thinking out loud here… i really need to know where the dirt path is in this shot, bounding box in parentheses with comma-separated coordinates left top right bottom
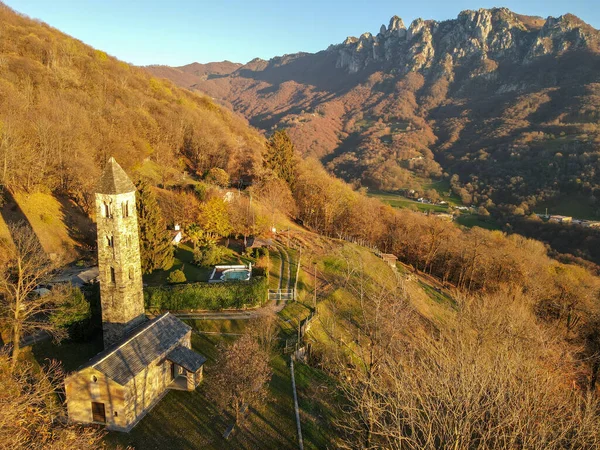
(276, 245, 285, 290)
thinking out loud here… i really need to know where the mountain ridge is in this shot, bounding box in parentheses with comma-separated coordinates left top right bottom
(148, 7, 600, 216)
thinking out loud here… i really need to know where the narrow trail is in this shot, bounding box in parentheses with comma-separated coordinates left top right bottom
(277, 243, 292, 291)
(276, 245, 285, 291)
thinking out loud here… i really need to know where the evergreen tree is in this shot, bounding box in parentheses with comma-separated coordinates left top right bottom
(136, 181, 174, 274)
(198, 197, 232, 240)
(264, 129, 297, 187)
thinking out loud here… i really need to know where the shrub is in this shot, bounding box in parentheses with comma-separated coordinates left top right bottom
(193, 244, 229, 267)
(252, 247, 268, 258)
(194, 182, 209, 201)
(145, 276, 268, 311)
(205, 167, 230, 188)
(167, 269, 187, 284)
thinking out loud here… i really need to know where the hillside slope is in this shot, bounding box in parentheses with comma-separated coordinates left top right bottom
(151, 8, 600, 215)
(0, 3, 264, 210)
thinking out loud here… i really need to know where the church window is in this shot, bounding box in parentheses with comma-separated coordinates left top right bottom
(103, 202, 111, 218)
(129, 267, 134, 280)
(106, 235, 114, 248)
(92, 375, 97, 383)
(110, 267, 116, 283)
(122, 201, 129, 218)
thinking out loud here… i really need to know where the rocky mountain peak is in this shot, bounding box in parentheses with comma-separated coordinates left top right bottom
(332, 8, 599, 74)
(388, 15, 406, 32)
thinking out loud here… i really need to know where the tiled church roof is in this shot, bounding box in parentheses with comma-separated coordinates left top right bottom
(79, 313, 203, 385)
(167, 346, 207, 373)
(96, 157, 136, 195)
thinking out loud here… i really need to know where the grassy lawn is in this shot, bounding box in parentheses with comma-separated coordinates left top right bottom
(12, 191, 82, 262)
(143, 243, 212, 286)
(279, 247, 290, 290)
(143, 242, 253, 286)
(287, 248, 300, 289)
(32, 334, 104, 372)
(535, 194, 600, 221)
(368, 190, 450, 213)
(105, 332, 300, 450)
(184, 318, 249, 335)
(268, 248, 282, 290)
(278, 301, 313, 339)
(294, 362, 342, 449)
(455, 214, 501, 230)
(418, 281, 457, 309)
(422, 179, 462, 206)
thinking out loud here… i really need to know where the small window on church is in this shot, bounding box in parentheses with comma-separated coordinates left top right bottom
(110, 267, 116, 283)
(103, 202, 111, 218)
(129, 267, 134, 280)
(114, 411, 118, 417)
(122, 201, 129, 218)
(92, 375, 97, 383)
(106, 235, 113, 248)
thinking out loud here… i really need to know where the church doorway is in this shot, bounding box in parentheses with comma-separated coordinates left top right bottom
(91, 402, 106, 423)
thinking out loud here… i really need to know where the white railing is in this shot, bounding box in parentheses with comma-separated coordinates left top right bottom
(268, 289, 295, 301)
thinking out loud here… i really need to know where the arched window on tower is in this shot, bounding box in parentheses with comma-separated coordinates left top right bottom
(122, 201, 129, 218)
(106, 235, 114, 248)
(103, 202, 111, 218)
(128, 267, 134, 280)
(109, 267, 116, 284)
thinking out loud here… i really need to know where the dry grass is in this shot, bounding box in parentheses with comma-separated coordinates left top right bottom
(13, 192, 80, 262)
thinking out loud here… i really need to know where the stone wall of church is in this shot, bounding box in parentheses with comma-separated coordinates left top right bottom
(122, 332, 193, 428)
(95, 190, 145, 348)
(65, 367, 127, 430)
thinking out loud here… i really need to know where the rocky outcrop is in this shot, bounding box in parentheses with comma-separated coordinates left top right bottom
(332, 8, 599, 74)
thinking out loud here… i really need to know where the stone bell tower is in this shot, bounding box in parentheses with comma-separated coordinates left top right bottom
(95, 157, 146, 348)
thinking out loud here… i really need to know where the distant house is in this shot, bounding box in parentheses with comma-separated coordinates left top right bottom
(380, 253, 398, 269)
(171, 224, 183, 245)
(223, 191, 235, 203)
(549, 215, 572, 224)
(583, 221, 600, 229)
(432, 212, 454, 221)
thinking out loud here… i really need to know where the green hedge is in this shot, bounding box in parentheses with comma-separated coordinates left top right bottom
(145, 276, 268, 311)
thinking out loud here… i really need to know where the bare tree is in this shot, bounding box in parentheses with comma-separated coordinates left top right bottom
(332, 287, 600, 450)
(253, 178, 296, 229)
(0, 223, 69, 371)
(0, 351, 104, 449)
(246, 311, 279, 354)
(209, 334, 272, 423)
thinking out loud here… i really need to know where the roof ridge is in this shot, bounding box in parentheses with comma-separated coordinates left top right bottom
(91, 313, 169, 368)
(96, 157, 136, 195)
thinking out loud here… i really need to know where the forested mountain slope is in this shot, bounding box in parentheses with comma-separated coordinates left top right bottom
(0, 4, 264, 210)
(151, 8, 600, 215)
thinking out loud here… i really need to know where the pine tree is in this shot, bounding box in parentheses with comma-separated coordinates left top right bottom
(264, 129, 297, 187)
(136, 181, 174, 274)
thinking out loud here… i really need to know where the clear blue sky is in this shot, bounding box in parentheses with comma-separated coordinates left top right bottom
(5, 0, 599, 66)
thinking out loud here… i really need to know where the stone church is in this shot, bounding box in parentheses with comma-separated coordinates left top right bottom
(65, 158, 206, 432)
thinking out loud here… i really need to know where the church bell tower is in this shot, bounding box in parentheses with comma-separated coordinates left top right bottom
(95, 157, 146, 348)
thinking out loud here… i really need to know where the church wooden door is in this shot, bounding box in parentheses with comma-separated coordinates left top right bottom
(91, 402, 106, 423)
